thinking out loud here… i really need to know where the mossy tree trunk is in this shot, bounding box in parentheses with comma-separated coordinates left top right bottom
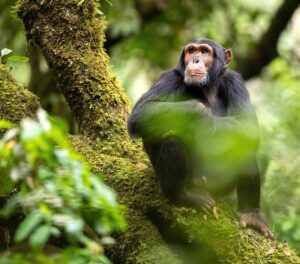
(0, 0, 299, 263)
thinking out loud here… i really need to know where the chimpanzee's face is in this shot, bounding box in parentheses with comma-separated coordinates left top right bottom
(181, 40, 233, 87)
(183, 43, 214, 86)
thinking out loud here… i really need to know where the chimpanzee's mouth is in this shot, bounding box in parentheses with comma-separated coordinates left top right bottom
(186, 73, 206, 80)
(185, 69, 206, 77)
(188, 73, 205, 77)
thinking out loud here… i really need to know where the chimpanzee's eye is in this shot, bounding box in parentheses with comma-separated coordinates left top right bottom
(202, 47, 208, 53)
(188, 46, 195, 53)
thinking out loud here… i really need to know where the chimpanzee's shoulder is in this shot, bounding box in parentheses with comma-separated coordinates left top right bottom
(216, 69, 250, 110)
(156, 69, 183, 83)
(221, 69, 249, 96)
(223, 69, 244, 84)
(150, 69, 184, 93)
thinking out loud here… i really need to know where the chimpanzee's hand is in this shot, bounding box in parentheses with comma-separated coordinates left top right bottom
(196, 101, 206, 110)
(195, 101, 211, 115)
(239, 212, 274, 239)
(178, 190, 215, 214)
(194, 101, 214, 124)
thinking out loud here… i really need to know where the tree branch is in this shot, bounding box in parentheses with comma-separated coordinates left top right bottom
(0, 64, 40, 123)
(237, 0, 299, 79)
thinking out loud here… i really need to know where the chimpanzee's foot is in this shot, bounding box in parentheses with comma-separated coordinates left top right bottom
(239, 212, 274, 239)
(178, 191, 215, 214)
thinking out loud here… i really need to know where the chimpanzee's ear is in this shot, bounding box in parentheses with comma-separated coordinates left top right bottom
(224, 48, 233, 67)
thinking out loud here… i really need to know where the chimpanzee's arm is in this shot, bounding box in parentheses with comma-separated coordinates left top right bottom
(217, 71, 273, 237)
(213, 70, 259, 136)
(128, 70, 208, 140)
(213, 70, 261, 206)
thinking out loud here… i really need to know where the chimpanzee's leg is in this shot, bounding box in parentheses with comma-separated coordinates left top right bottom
(237, 158, 274, 238)
(237, 158, 260, 212)
(143, 139, 214, 211)
(143, 139, 188, 201)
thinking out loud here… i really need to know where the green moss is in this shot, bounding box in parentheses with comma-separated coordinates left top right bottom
(168, 204, 300, 263)
(109, 210, 182, 264)
(0, 64, 40, 123)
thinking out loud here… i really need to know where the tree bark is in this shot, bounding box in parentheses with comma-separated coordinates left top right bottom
(0, 0, 297, 263)
(0, 64, 40, 123)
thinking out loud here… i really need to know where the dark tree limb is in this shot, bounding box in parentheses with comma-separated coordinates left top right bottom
(134, 0, 167, 25)
(237, 0, 299, 79)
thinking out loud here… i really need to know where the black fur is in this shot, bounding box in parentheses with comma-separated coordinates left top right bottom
(127, 38, 260, 212)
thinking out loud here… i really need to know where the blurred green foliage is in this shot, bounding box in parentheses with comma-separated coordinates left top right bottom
(257, 57, 300, 250)
(0, 110, 126, 263)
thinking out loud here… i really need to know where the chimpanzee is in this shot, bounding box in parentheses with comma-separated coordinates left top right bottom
(127, 38, 273, 238)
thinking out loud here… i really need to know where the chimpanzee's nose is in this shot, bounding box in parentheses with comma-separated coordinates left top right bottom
(193, 56, 201, 64)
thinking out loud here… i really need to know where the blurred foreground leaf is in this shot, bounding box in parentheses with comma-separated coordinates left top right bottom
(0, 109, 126, 263)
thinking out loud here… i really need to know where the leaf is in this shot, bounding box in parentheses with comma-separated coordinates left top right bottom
(37, 108, 51, 131)
(78, 0, 85, 5)
(2, 128, 18, 143)
(91, 176, 116, 204)
(266, 247, 276, 256)
(50, 226, 60, 237)
(15, 211, 44, 242)
(96, 8, 104, 15)
(0, 174, 14, 196)
(10, 167, 26, 181)
(7, 56, 29, 63)
(0, 120, 15, 129)
(2, 196, 20, 217)
(104, 0, 112, 6)
(65, 217, 84, 235)
(20, 118, 43, 140)
(29, 224, 51, 249)
(213, 206, 219, 220)
(87, 241, 103, 254)
(1, 48, 12, 58)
